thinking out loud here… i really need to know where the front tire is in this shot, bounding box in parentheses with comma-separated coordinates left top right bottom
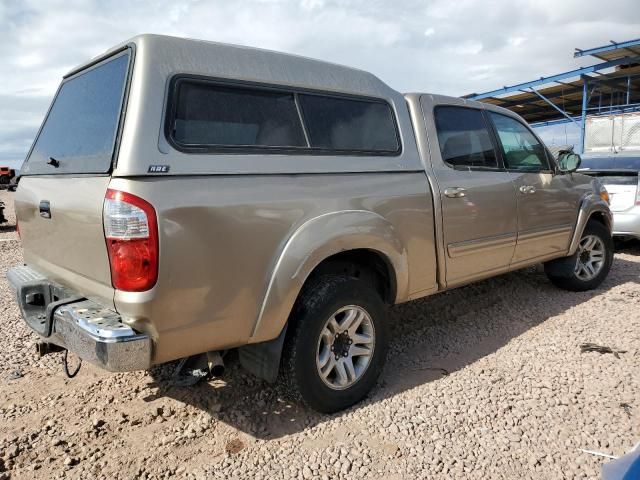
(281, 274, 389, 413)
(544, 220, 613, 291)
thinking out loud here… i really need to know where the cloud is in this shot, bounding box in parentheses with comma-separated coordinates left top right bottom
(1, 0, 639, 166)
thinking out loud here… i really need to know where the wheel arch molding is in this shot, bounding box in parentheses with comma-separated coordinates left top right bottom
(249, 210, 409, 343)
(568, 193, 613, 256)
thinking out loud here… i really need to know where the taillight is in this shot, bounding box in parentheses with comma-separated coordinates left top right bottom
(636, 176, 640, 205)
(103, 189, 158, 292)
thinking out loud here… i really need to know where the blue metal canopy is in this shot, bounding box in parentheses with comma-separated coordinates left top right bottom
(574, 38, 640, 60)
(465, 55, 639, 101)
(462, 38, 640, 151)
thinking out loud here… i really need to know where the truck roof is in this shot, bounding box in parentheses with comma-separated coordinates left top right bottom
(404, 92, 522, 118)
(58, 34, 526, 178)
(68, 34, 523, 122)
(64, 34, 422, 177)
(66, 33, 396, 100)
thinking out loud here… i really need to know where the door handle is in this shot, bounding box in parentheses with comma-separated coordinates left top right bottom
(39, 200, 51, 219)
(519, 185, 536, 194)
(444, 187, 467, 198)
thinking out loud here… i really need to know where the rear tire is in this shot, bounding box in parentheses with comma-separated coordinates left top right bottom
(280, 274, 389, 413)
(544, 220, 613, 292)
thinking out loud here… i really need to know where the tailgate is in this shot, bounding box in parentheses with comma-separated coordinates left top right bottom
(13, 49, 132, 308)
(15, 176, 115, 307)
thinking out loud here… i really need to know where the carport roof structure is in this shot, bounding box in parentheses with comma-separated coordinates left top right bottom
(462, 38, 640, 149)
(573, 38, 640, 62)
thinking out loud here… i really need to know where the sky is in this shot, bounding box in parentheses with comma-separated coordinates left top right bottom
(1, 0, 639, 168)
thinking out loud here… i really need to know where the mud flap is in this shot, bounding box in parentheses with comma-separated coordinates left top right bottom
(239, 324, 288, 383)
(544, 252, 579, 278)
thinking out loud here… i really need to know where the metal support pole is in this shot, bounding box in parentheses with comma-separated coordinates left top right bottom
(580, 76, 588, 154)
(610, 87, 614, 114)
(528, 88, 580, 126)
(598, 90, 602, 112)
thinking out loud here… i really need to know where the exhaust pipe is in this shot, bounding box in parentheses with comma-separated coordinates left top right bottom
(207, 351, 225, 377)
(171, 351, 225, 386)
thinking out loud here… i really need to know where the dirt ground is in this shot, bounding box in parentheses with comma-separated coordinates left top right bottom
(0, 189, 638, 479)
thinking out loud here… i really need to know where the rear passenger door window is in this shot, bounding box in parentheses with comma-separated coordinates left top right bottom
(488, 112, 550, 171)
(298, 94, 399, 153)
(434, 106, 499, 169)
(171, 81, 306, 148)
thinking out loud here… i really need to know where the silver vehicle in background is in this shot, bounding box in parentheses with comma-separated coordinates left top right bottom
(579, 154, 640, 240)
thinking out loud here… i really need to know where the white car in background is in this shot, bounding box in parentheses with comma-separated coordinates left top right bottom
(579, 154, 640, 240)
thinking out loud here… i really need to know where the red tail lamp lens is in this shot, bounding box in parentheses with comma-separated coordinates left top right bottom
(103, 189, 158, 291)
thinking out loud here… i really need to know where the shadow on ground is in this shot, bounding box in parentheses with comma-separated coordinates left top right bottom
(616, 238, 640, 255)
(146, 255, 639, 440)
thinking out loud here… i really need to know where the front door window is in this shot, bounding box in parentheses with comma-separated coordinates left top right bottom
(488, 112, 550, 171)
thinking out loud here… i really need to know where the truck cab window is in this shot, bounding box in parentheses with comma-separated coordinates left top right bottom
(434, 106, 498, 169)
(489, 112, 549, 171)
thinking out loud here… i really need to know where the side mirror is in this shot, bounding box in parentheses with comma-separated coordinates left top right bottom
(558, 152, 581, 173)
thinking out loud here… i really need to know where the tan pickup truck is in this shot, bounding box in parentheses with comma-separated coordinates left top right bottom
(8, 34, 613, 413)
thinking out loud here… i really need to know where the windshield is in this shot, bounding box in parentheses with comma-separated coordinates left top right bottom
(22, 50, 130, 175)
(580, 155, 640, 171)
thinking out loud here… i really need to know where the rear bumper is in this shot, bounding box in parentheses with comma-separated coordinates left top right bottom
(612, 207, 640, 239)
(7, 265, 152, 372)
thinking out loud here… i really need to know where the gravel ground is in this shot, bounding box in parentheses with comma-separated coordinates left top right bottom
(0, 189, 638, 479)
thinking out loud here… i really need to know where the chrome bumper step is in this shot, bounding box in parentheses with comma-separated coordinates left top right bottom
(7, 265, 152, 372)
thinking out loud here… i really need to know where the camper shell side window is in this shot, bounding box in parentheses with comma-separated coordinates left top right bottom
(165, 76, 402, 157)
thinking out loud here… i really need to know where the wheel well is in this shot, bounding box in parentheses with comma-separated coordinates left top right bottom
(588, 211, 610, 231)
(306, 249, 396, 304)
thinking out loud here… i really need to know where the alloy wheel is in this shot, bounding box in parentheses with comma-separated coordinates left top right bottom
(575, 234, 605, 281)
(315, 305, 375, 390)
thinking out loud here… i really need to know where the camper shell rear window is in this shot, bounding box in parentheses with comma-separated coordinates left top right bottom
(166, 77, 401, 156)
(22, 49, 132, 176)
